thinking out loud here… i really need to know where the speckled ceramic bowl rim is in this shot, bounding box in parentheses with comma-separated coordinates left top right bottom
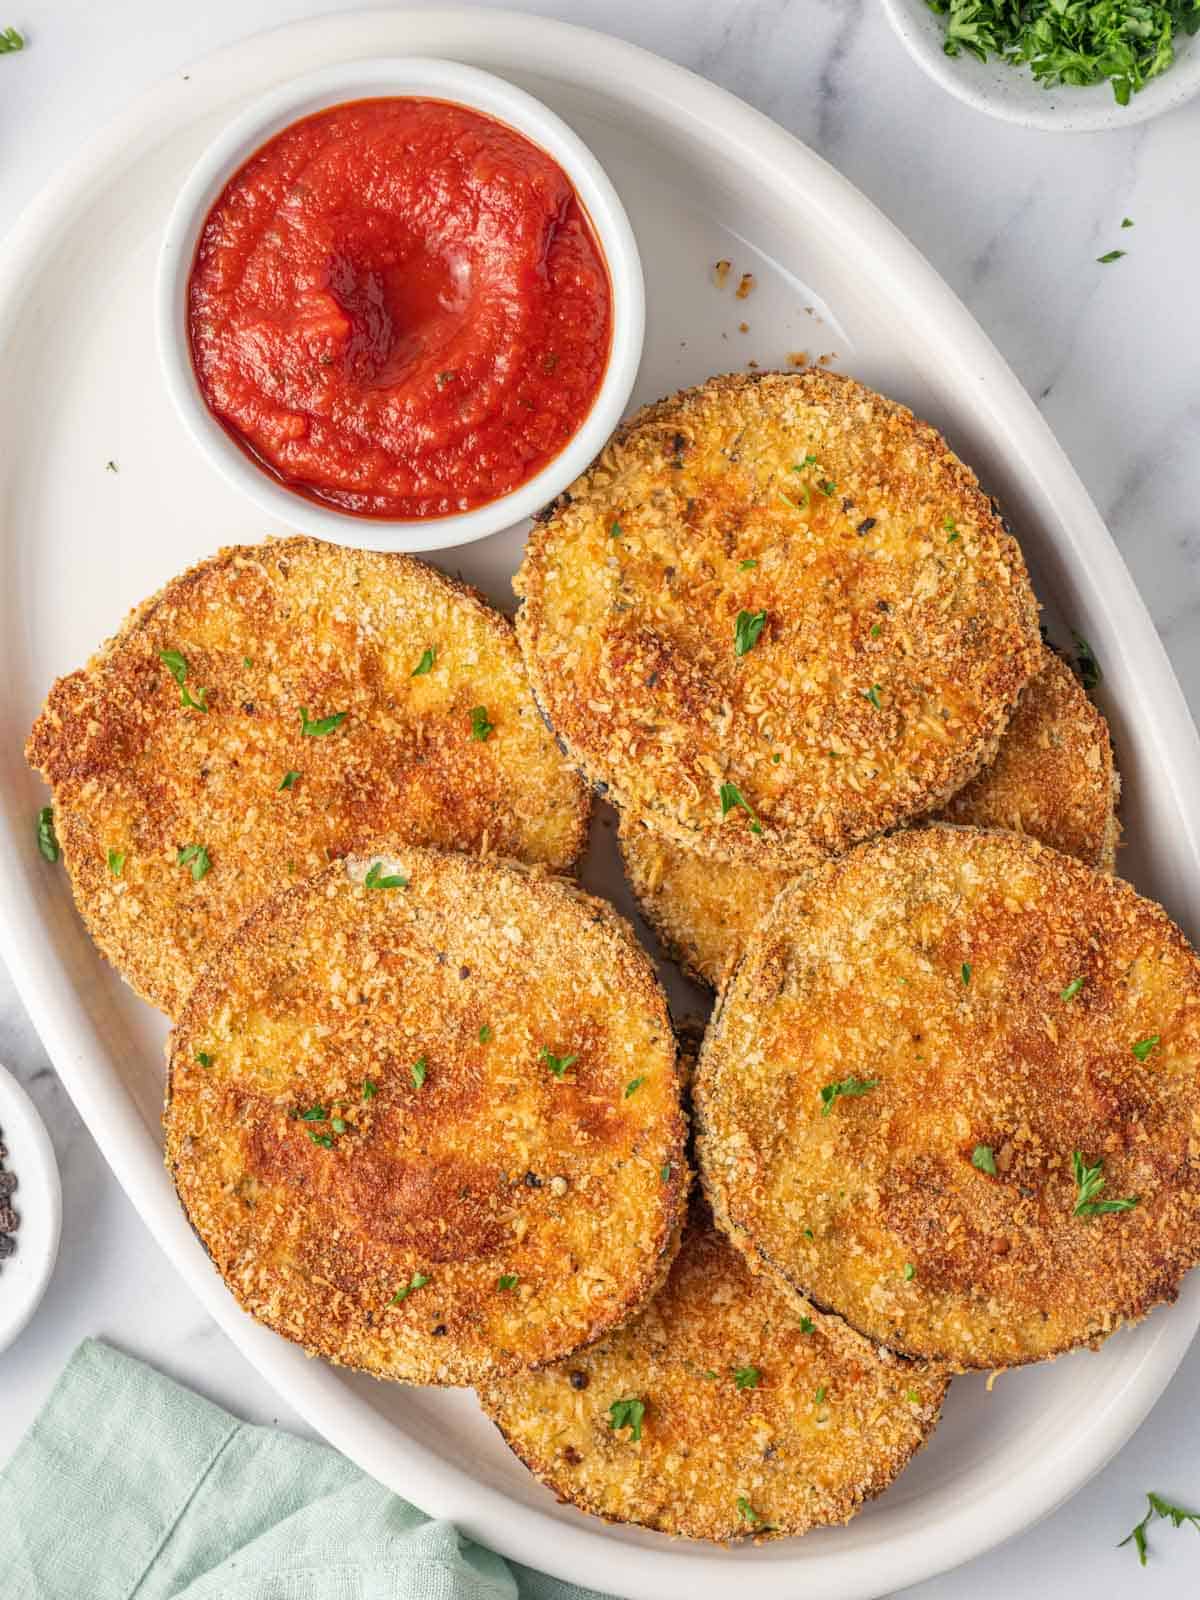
(156, 56, 645, 552)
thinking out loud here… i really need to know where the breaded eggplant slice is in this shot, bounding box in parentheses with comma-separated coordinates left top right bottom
(165, 847, 688, 1386)
(694, 827, 1200, 1370)
(480, 1203, 947, 1542)
(621, 648, 1120, 988)
(516, 369, 1042, 868)
(27, 538, 590, 1016)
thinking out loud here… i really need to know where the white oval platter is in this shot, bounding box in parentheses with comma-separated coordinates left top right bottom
(2, 10, 1199, 1600)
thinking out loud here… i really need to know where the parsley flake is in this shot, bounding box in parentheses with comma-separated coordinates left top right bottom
(943, 516, 957, 532)
(733, 1365, 760, 1389)
(541, 1047, 577, 1079)
(818, 479, 837, 496)
(299, 1106, 328, 1121)
(106, 848, 125, 877)
(798, 1317, 816, 1335)
(410, 1056, 428, 1089)
(610, 521, 622, 538)
(243, 656, 253, 669)
(737, 1496, 772, 1528)
(660, 1163, 672, 1183)
(906, 1388, 919, 1403)
(961, 962, 972, 986)
(624, 1076, 645, 1098)
(364, 860, 407, 890)
(176, 843, 211, 881)
(498, 1273, 519, 1291)
(411, 647, 435, 677)
(195, 1051, 212, 1068)
(279, 770, 300, 790)
(362, 1079, 378, 1101)
(308, 1130, 334, 1148)
(1132, 1034, 1160, 1062)
(1072, 1150, 1139, 1217)
(159, 649, 209, 713)
(469, 705, 494, 741)
(870, 622, 881, 637)
(479, 1024, 493, 1044)
(0, 26, 24, 52)
(608, 1397, 645, 1441)
(972, 1144, 997, 1175)
(903, 1262, 916, 1281)
(1071, 631, 1102, 692)
(719, 780, 763, 835)
(1098, 249, 1126, 264)
(390, 1272, 430, 1304)
(1122, 217, 1135, 229)
(1062, 976, 1085, 1002)
(300, 707, 347, 737)
(1120, 1491, 1200, 1566)
(734, 608, 767, 657)
(815, 1386, 827, 1403)
(819, 1076, 880, 1116)
(865, 684, 883, 710)
(739, 558, 758, 570)
(793, 454, 818, 471)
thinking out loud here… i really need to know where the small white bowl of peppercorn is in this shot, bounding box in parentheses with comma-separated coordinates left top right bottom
(0, 1063, 62, 1353)
(882, 0, 1200, 131)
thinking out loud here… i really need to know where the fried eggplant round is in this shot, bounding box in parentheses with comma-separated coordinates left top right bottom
(694, 826, 1200, 1369)
(480, 1204, 947, 1542)
(621, 648, 1119, 988)
(516, 370, 1042, 867)
(165, 847, 688, 1386)
(26, 538, 590, 1016)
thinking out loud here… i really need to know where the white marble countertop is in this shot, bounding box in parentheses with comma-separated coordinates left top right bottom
(2, 3, 1199, 1595)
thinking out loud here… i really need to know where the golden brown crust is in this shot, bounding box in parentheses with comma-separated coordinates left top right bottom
(26, 538, 590, 1016)
(165, 847, 688, 1386)
(480, 1204, 947, 1542)
(694, 826, 1200, 1370)
(620, 649, 1121, 989)
(516, 369, 1042, 867)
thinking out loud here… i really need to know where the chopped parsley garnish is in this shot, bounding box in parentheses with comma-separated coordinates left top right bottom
(1071, 630, 1102, 692)
(734, 609, 767, 657)
(362, 1079, 378, 1101)
(961, 962, 972, 986)
(411, 647, 435, 677)
(300, 707, 347, 737)
(819, 1076, 880, 1116)
(736, 1496, 771, 1528)
(279, 770, 300, 790)
(299, 1106, 328, 1121)
(243, 656, 253, 669)
(972, 1144, 997, 1175)
(864, 684, 883, 710)
(624, 1076, 645, 1098)
(176, 843, 211, 881)
(107, 848, 125, 877)
(159, 648, 209, 712)
(943, 516, 957, 532)
(331, 1118, 348, 1134)
(1, 27, 25, 53)
(798, 1317, 816, 1335)
(660, 1163, 672, 1182)
(818, 479, 837, 496)
(541, 1047, 577, 1079)
(469, 704, 494, 741)
(1097, 249, 1126, 264)
(1072, 1150, 1139, 1217)
(364, 860, 407, 890)
(1062, 976, 1085, 1002)
(906, 1388, 919, 1403)
(1122, 216, 1135, 228)
(390, 1272, 430, 1304)
(925, 0, 1197, 104)
(739, 558, 758, 570)
(410, 1056, 428, 1089)
(1120, 1491, 1200, 1566)
(607, 1397, 645, 1441)
(479, 1024, 493, 1044)
(308, 1130, 334, 1148)
(610, 520, 622, 538)
(947, 530, 961, 543)
(792, 454, 818, 471)
(815, 1386, 827, 1403)
(903, 1262, 916, 1281)
(719, 780, 763, 835)
(733, 1365, 760, 1389)
(870, 622, 881, 637)
(1132, 1034, 1160, 1062)
(497, 1274, 518, 1291)
(195, 1051, 212, 1068)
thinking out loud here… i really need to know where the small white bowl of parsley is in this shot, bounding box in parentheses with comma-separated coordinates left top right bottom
(882, 0, 1200, 129)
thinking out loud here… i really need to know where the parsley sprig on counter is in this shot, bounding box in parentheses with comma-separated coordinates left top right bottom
(0, 26, 24, 52)
(1120, 1490, 1200, 1564)
(926, 0, 1200, 105)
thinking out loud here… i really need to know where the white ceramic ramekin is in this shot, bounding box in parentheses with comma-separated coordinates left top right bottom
(0, 1063, 62, 1354)
(156, 58, 644, 552)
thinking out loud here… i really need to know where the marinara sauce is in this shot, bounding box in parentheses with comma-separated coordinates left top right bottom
(188, 98, 613, 520)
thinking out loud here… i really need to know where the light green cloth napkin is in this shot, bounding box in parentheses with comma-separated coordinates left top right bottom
(0, 1339, 616, 1600)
